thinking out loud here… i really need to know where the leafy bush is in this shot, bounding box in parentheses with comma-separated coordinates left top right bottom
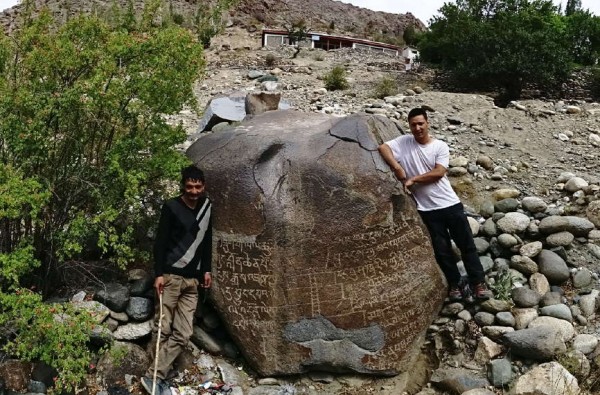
(419, 0, 572, 100)
(324, 66, 350, 91)
(373, 75, 399, 98)
(591, 67, 600, 99)
(0, 8, 205, 389)
(195, 0, 239, 48)
(490, 269, 515, 301)
(265, 53, 277, 67)
(0, 292, 98, 392)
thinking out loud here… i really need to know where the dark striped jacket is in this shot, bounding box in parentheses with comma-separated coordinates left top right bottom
(153, 196, 212, 279)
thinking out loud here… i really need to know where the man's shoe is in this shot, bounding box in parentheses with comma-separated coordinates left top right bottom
(448, 285, 462, 301)
(474, 282, 493, 300)
(141, 376, 171, 395)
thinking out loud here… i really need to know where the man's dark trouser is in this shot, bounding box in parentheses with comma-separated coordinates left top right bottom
(418, 202, 485, 286)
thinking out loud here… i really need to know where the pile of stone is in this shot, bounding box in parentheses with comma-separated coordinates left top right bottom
(0, 267, 246, 394)
(420, 182, 600, 394)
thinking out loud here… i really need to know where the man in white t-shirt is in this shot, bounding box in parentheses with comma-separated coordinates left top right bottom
(378, 108, 492, 301)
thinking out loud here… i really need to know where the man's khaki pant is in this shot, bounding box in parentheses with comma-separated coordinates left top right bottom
(146, 274, 198, 379)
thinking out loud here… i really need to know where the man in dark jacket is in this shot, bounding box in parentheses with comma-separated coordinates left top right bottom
(141, 165, 212, 395)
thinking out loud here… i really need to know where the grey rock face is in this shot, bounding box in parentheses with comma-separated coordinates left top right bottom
(511, 287, 541, 308)
(197, 92, 290, 132)
(528, 317, 575, 342)
(587, 200, 600, 228)
(481, 219, 498, 237)
(498, 233, 519, 248)
(536, 250, 570, 284)
(487, 358, 513, 388)
(573, 334, 599, 354)
(529, 273, 550, 296)
(188, 110, 445, 376)
(479, 201, 495, 218)
(519, 241, 542, 258)
(494, 198, 519, 213)
(539, 291, 563, 307)
(510, 255, 538, 276)
(521, 197, 547, 213)
(539, 304, 572, 322)
(512, 308, 538, 330)
(510, 362, 579, 395)
(72, 300, 110, 323)
(129, 276, 153, 297)
(430, 368, 490, 394)
(539, 215, 594, 236)
(93, 282, 130, 313)
(495, 312, 515, 327)
(496, 213, 530, 234)
(474, 312, 495, 327)
(502, 326, 566, 361)
(474, 238, 489, 254)
(572, 268, 593, 288)
(578, 290, 599, 317)
(112, 321, 152, 340)
(125, 297, 153, 322)
(545, 231, 574, 247)
(564, 176, 588, 192)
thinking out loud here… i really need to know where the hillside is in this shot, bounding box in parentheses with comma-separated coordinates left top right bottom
(0, 0, 425, 42)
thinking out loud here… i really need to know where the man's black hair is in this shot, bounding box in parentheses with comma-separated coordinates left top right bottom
(408, 107, 428, 121)
(181, 165, 205, 184)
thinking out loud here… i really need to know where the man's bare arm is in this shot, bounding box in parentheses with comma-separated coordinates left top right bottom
(404, 164, 447, 187)
(378, 143, 407, 181)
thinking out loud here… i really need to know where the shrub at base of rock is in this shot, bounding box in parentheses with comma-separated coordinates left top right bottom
(188, 110, 446, 377)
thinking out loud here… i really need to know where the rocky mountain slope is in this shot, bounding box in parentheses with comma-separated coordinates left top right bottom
(0, 0, 424, 40)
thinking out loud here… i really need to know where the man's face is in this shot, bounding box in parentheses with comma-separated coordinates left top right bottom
(183, 179, 205, 201)
(409, 115, 429, 143)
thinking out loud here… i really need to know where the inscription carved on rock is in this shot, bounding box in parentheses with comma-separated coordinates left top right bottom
(188, 110, 446, 376)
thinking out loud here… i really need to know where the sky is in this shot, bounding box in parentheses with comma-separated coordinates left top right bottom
(0, 0, 599, 25)
(341, 0, 600, 25)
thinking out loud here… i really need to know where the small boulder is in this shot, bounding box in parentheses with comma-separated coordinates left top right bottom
(510, 362, 579, 395)
(502, 326, 566, 361)
(496, 213, 530, 234)
(528, 316, 575, 342)
(511, 287, 541, 308)
(536, 250, 570, 285)
(521, 197, 547, 213)
(587, 200, 600, 228)
(519, 241, 542, 258)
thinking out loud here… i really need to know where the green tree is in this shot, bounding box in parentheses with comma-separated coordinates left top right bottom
(403, 25, 420, 46)
(419, 0, 571, 102)
(0, 10, 204, 284)
(283, 18, 311, 59)
(324, 65, 350, 90)
(565, 10, 600, 65)
(195, 0, 239, 48)
(0, 7, 206, 390)
(565, 0, 582, 16)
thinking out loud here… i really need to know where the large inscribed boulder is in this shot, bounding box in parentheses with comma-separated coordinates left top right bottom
(187, 110, 445, 376)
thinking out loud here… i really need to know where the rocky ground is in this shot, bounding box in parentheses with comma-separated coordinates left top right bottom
(4, 25, 600, 395)
(161, 27, 600, 395)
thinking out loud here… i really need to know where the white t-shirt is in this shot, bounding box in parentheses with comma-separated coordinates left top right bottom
(385, 135, 460, 211)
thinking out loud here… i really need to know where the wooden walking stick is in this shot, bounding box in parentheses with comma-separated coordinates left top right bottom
(152, 291, 164, 395)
